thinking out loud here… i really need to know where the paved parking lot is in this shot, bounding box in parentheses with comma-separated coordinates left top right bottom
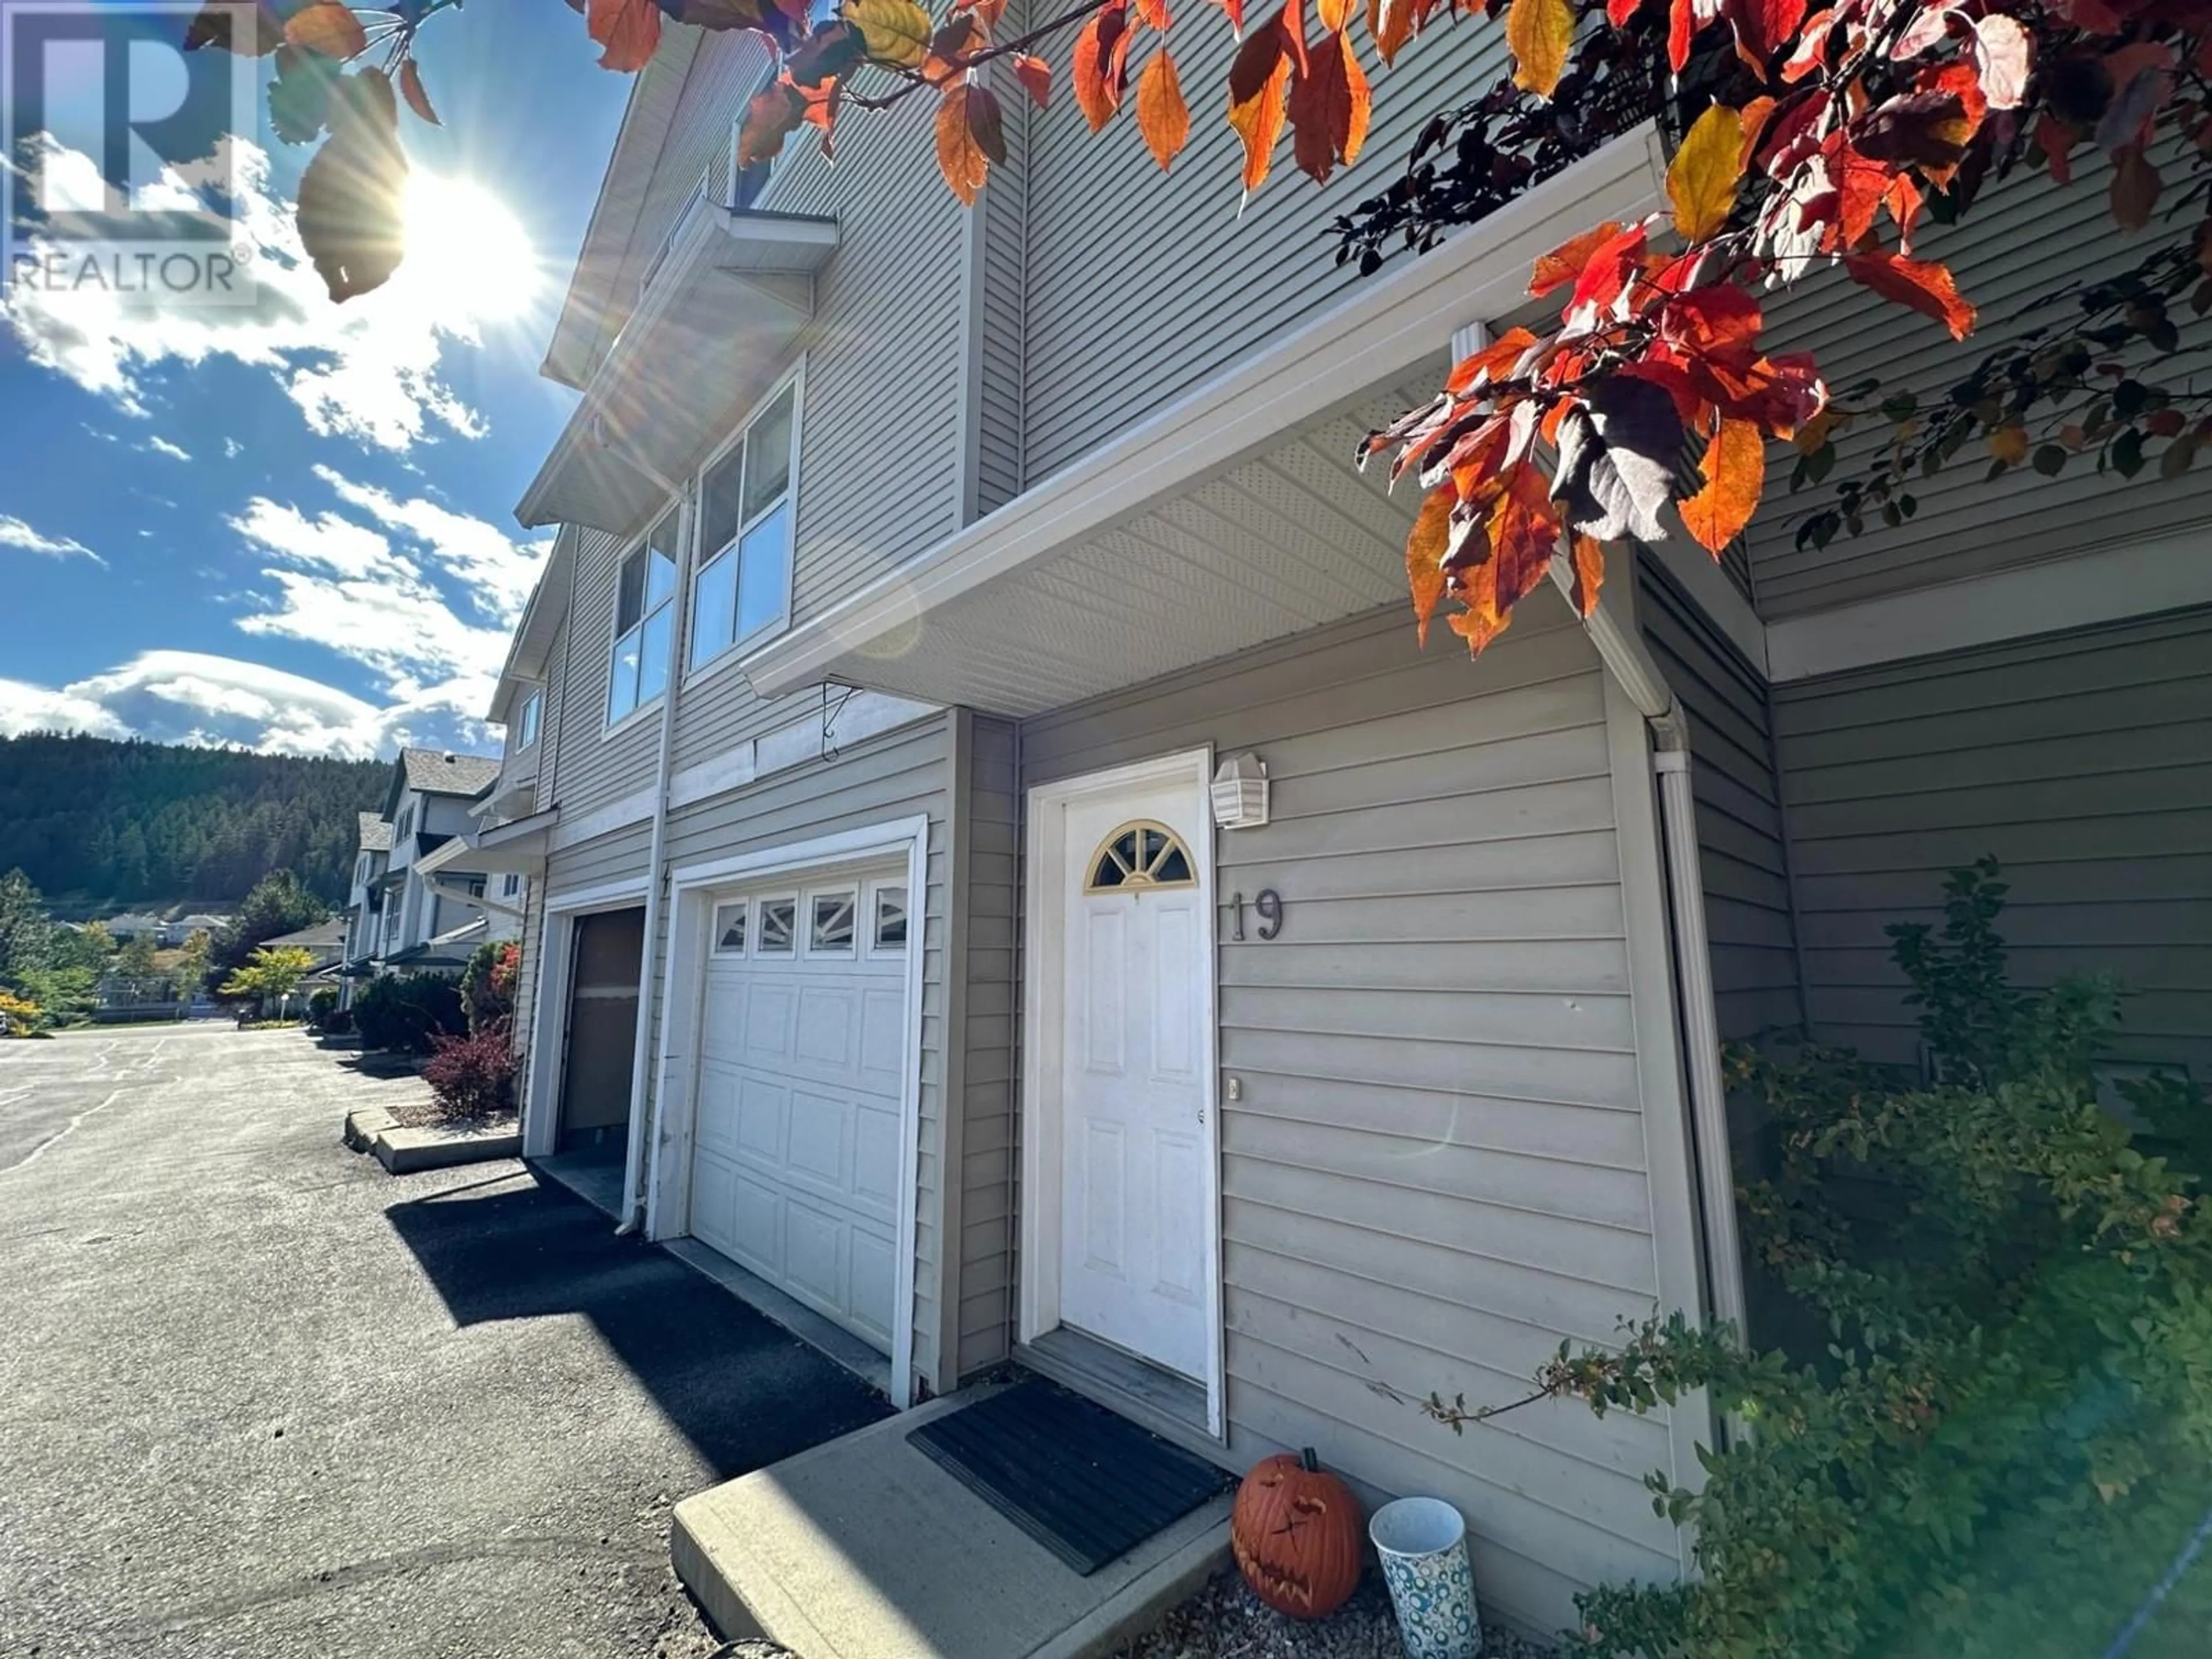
(0, 1024, 888, 1658)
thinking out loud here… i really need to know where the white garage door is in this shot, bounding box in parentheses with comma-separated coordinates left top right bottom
(687, 865, 911, 1354)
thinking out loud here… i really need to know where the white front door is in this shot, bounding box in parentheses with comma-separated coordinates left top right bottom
(687, 866, 910, 1353)
(1058, 782, 1213, 1381)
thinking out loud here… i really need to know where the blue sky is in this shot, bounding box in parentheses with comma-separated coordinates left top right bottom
(0, 0, 630, 757)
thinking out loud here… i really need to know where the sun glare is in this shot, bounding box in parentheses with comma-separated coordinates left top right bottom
(397, 173, 544, 321)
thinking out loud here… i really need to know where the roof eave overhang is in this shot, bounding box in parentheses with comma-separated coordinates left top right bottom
(740, 123, 1669, 711)
(516, 209, 840, 536)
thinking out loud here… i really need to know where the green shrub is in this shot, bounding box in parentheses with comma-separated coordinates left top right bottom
(1418, 862, 2212, 1658)
(305, 987, 339, 1029)
(352, 972, 465, 1055)
(458, 938, 520, 1035)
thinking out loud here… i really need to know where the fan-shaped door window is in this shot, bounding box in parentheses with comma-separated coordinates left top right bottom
(1085, 820, 1198, 894)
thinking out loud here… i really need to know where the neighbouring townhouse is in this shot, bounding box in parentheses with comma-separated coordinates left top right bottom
(449, 16, 2212, 1640)
(343, 749, 524, 986)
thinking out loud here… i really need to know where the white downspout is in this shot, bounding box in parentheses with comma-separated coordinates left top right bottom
(1550, 549, 1749, 1343)
(616, 460, 693, 1238)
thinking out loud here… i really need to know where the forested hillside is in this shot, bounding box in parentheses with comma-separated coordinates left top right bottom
(0, 735, 387, 906)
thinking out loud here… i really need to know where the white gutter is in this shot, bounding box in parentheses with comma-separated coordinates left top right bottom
(615, 474, 694, 1236)
(1550, 551, 1749, 1344)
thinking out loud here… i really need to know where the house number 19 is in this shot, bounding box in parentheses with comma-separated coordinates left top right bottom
(1226, 889, 1284, 942)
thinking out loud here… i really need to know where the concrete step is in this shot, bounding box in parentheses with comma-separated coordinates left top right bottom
(370, 1122, 521, 1174)
(672, 1388, 1231, 1659)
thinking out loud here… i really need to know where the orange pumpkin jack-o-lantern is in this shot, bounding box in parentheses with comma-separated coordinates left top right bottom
(1230, 1447, 1363, 1619)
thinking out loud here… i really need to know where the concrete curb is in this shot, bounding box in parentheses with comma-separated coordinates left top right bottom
(369, 1123, 522, 1174)
(342, 1106, 397, 1152)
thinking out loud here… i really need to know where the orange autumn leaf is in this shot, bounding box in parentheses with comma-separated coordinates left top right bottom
(1406, 487, 1454, 645)
(1368, 0, 1415, 65)
(1568, 533, 1606, 617)
(1841, 249, 1977, 339)
(934, 81, 1005, 204)
(1317, 0, 1356, 30)
(1013, 52, 1052, 108)
(285, 0, 367, 58)
(1073, 5, 1132, 131)
(1505, 0, 1572, 97)
(398, 58, 440, 126)
(1530, 221, 1627, 297)
(1668, 104, 1744, 240)
(1227, 18, 1292, 192)
(1445, 325, 1538, 394)
(1135, 49, 1191, 169)
(1680, 416, 1765, 553)
(588, 0, 663, 71)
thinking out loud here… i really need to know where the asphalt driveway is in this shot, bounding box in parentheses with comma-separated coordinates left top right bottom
(0, 1023, 889, 1658)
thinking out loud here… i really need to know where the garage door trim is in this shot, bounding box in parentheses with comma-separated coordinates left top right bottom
(524, 875, 653, 1162)
(649, 815, 930, 1408)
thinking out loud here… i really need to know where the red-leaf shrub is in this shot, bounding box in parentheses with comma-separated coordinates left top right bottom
(421, 1021, 517, 1120)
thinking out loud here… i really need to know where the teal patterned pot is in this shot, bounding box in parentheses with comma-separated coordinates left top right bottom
(1369, 1497, 1482, 1659)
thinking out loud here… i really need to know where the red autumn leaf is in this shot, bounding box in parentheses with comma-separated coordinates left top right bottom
(1228, 14, 1293, 192)
(2033, 112, 2076, 185)
(1013, 52, 1052, 108)
(1842, 249, 1977, 339)
(1661, 282, 1762, 371)
(2112, 141, 2162, 230)
(1135, 49, 1191, 170)
(1605, 0, 1644, 24)
(1287, 28, 1368, 182)
(1854, 88, 1972, 170)
(1680, 416, 1765, 553)
(1405, 487, 1453, 645)
(588, 0, 662, 71)
(1073, 5, 1132, 132)
(1486, 471, 1561, 617)
(738, 79, 806, 166)
(1721, 0, 1805, 71)
(1668, 0, 1695, 74)
(1135, 0, 1172, 27)
(397, 58, 440, 126)
(1531, 221, 1627, 297)
(1566, 221, 1649, 317)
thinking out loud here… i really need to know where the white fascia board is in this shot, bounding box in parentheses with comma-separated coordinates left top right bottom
(741, 124, 1670, 699)
(1766, 532, 2212, 681)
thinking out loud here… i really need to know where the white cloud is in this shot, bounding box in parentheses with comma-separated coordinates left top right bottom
(142, 435, 191, 461)
(313, 466, 548, 625)
(0, 514, 104, 565)
(1, 137, 517, 452)
(0, 651, 490, 759)
(222, 437, 244, 459)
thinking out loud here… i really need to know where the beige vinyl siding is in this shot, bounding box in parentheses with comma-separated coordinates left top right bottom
(643, 714, 966, 1389)
(1747, 151, 2212, 616)
(953, 714, 1020, 1377)
(1018, 26, 1512, 486)
(673, 679, 844, 778)
(1772, 606, 2212, 1080)
(1637, 556, 1805, 1042)
(1018, 599, 1692, 1634)
(548, 530, 662, 819)
(511, 878, 549, 1114)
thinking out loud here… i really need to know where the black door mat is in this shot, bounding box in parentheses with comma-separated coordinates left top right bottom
(907, 1377, 1233, 1575)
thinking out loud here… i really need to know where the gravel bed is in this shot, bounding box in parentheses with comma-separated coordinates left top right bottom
(383, 1099, 518, 1132)
(1112, 1568, 1558, 1658)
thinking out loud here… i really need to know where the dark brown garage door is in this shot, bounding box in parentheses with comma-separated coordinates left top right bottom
(558, 906, 645, 1153)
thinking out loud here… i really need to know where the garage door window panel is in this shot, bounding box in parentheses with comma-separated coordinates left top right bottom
(712, 902, 748, 955)
(870, 882, 908, 956)
(810, 889, 857, 956)
(756, 896, 797, 955)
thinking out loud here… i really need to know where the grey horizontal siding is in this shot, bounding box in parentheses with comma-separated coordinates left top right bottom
(955, 714, 1020, 1378)
(973, 52, 1029, 519)
(1772, 606, 2212, 1080)
(1749, 150, 2212, 616)
(547, 820, 654, 896)
(548, 530, 662, 820)
(1018, 597, 1690, 1634)
(1637, 555, 1805, 1043)
(1019, 25, 1512, 487)
(646, 715, 961, 1389)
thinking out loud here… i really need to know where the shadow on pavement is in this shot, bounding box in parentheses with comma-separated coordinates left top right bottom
(385, 1170, 892, 1479)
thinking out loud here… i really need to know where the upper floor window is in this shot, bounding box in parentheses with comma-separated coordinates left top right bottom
(609, 510, 680, 725)
(514, 688, 543, 750)
(691, 382, 796, 669)
(394, 804, 415, 844)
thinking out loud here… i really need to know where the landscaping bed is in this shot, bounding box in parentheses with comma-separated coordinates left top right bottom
(1112, 1567, 1553, 1659)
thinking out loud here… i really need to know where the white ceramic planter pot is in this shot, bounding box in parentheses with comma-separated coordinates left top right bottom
(1369, 1496, 1482, 1659)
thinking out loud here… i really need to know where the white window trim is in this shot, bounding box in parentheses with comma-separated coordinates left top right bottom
(521, 877, 653, 1162)
(513, 687, 544, 752)
(605, 505, 683, 733)
(685, 359, 805, 681)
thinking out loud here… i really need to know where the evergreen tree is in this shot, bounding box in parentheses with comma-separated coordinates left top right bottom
(0, 869, 54, 983)
(210, 871, 328, 978)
